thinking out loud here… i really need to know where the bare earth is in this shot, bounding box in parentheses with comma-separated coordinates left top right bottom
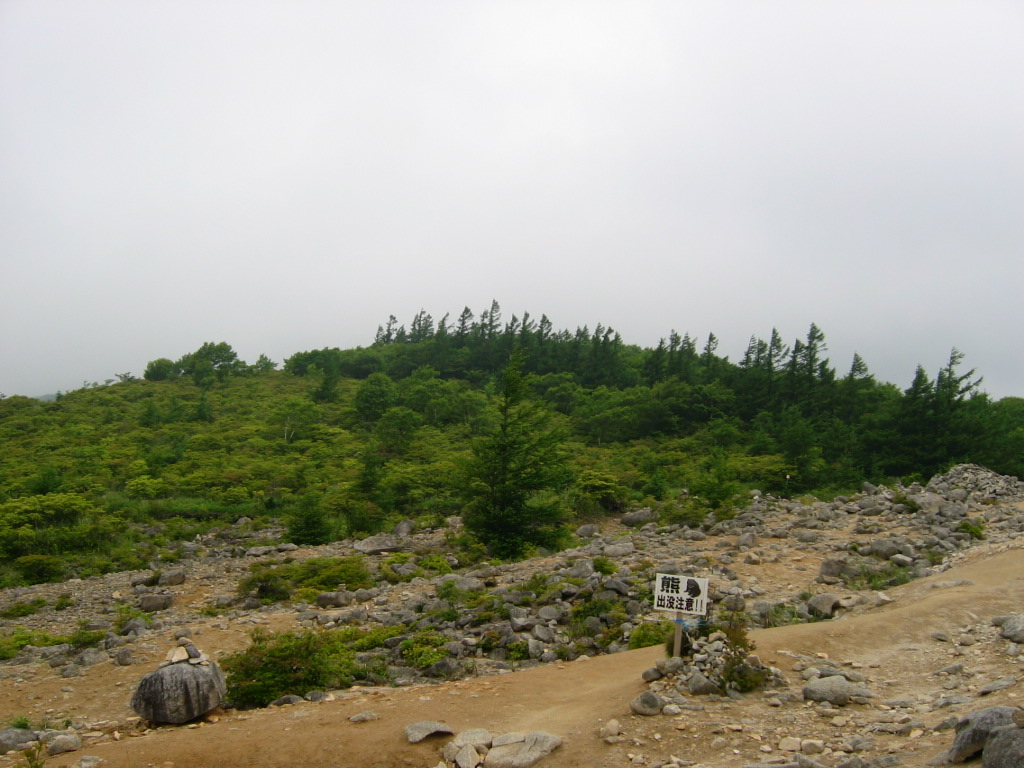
(3, 509, 1024, 768)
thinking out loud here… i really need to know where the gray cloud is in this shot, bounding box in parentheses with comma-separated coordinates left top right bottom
(2, 2, 1021, 398)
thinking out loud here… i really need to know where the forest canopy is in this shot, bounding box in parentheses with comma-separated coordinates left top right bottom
(2, 301, 1022, 585)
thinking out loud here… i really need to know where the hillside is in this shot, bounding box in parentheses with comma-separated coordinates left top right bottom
(3, 464, 1024, 768)
(3, 312, 1024, 592)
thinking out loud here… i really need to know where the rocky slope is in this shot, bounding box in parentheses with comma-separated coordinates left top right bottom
(2, 464, 1024, 768)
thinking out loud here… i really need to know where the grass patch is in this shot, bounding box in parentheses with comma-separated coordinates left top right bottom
(0, 628, 63, 660)
(844, 563, 913, 591)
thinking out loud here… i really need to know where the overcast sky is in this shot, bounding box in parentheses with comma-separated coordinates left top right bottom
(2, 2, 1022, 400)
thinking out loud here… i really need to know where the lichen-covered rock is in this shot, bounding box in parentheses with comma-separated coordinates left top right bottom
(129, 661, 226, 724)
(948, 706, 1018, 763)
(982, 726, 1024, 768)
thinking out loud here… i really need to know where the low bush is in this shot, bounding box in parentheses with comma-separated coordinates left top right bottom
(717, 611, 770, 693)
(628, 619, 672, 650)
(222, 626, 401, 708)
(0, 598, 46, 619)
(238, 556, 374, 603)
(398, 631, 447, 668)
(0, 628, 62, 660)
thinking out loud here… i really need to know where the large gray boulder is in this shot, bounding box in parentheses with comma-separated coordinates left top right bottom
(0, 728, 37, 754)
(42, 731, 82, 756)
(806, 593, 841, 619)
(138, 593, 173, 612)
(621, 507, 659, 527)
(130, 662, 226, 724)
(354, 533, 402, 554)
(803, 675, 874, 706)
(948, 707, 1018, 763)
(998, 616, 1024, 644)
(629, 690, 666, 715)
(982, 726, 1024, 767)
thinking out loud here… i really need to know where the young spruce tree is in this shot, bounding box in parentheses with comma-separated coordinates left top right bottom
(461, 349, 571, 559)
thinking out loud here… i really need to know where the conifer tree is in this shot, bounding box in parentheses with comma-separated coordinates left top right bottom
(461, 349, 571, 558)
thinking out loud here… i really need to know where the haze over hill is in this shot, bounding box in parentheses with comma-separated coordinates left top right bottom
(3, 4, 1023, 401)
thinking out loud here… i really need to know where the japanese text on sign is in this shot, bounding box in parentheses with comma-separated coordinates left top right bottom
(653, 573, 708, 616)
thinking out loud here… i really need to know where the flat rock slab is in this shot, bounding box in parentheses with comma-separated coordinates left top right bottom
(405, 721, 454, 743)
(484, 731, 561, 768)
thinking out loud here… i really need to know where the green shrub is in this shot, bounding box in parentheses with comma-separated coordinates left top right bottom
(114, 604, 152, 632)
(571, 597, 616, 621)
(592, 556, 616, 576)
(238, 567, 292, 603)
(53, 593, 74, 611)
(13, 554, 65, 584)
(16, 742, 46, 768)
(0, 598, 46, 619)
(717, 612, 770, 693)
(67, 623, 106, 649)
(0, 628, 61, 660)
(417, 553, 453, 575)
(844, 563, 913, 591)
(505, 641, 530, 661)
(222, 629, 361, 707)
(628, 620, 673, 650)
(398, 631, 447, 669)
(956, 519, 985, 540)
(761, 604, 803, 628)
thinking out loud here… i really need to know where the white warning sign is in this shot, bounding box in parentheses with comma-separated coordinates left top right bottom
(653, 573, 709, 616)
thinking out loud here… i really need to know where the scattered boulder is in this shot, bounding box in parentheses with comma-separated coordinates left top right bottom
(998, 616, 1024, 644)
(982, 726, 1024, 768)
(803, 675, 874, 706)
(0, 728, 37, 754)
(129, 658, 227, 724)
(621, 508, 658, 527)
(806, 592, 841, 619)
(947, 706, 1018, 763)
(354, 533, 402, 554)
(629, 690, 666, 716)
(157, 568, 187, 587)
(42, 731, 82, 756)
(137, 593, 173, 612)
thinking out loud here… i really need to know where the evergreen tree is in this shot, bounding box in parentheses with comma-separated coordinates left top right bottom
(460, 350, 571, 558)
(287, 494, 332, 545)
